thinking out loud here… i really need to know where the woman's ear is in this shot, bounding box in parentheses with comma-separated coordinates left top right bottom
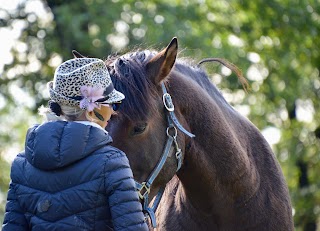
(146, 37, 178, 85)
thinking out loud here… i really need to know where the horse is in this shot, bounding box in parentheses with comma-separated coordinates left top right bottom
(74, 37, 294, 230)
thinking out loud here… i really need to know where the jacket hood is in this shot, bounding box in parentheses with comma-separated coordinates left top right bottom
(25, 121, 112, 170)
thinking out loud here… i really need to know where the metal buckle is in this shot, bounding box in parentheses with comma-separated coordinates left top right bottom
(138, 182, 150, 200)
(162, 93, 174, 112)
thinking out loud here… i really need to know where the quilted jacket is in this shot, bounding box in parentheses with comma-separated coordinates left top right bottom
(2, 121, 148, 231)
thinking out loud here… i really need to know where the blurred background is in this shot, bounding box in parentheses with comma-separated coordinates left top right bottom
(0, 0, 319, 230)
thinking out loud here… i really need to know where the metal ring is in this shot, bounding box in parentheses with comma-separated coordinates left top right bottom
(166, 126, 177, 138)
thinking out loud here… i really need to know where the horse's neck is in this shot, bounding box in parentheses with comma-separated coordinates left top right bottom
(157, 75, 293, 230)
(156, 176, 218, 230)
(173, 77, 265, 214)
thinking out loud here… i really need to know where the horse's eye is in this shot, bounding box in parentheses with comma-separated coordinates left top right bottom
(132, 123, 147, 135)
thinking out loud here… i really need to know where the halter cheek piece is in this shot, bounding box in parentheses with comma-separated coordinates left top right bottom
(135, 83, 195, 228)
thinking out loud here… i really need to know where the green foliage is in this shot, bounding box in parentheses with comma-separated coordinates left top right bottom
(0, 0, 319, 229)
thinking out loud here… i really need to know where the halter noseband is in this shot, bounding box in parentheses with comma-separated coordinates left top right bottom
(135, 82, 195, 228)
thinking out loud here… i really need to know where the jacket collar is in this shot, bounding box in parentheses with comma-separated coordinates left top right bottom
(74, 121, 108, 134)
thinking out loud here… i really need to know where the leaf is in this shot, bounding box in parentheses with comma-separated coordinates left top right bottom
(93, 110, 104, 121)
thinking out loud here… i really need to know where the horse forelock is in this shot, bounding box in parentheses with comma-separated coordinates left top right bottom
(107, 50, 159, 121)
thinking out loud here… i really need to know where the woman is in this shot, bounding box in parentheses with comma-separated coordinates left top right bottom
(2, 58, 149, 231)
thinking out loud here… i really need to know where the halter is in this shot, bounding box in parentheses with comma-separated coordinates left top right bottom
(135, 82, 195, 228)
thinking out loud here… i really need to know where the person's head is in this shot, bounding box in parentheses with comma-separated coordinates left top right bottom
(40, 58, 125, 128)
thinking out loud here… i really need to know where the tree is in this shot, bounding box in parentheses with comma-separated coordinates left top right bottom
(0, 0, 319, 229)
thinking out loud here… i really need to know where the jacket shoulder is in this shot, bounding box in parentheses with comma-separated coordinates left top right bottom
(98, 145, 127, 159)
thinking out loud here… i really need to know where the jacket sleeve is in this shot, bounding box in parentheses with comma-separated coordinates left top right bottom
(105, 150, 149, 231)
(2, 182, 28, 231)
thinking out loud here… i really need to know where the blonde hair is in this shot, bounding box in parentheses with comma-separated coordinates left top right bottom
(38, 104, 100, 123)
(38, 104, 84, 122)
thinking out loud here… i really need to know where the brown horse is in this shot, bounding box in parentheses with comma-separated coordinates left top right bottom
(75, 37, 294, 230)
(104, 38, 294, 230)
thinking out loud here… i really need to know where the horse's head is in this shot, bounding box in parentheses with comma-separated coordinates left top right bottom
(106, 38, 190, 199)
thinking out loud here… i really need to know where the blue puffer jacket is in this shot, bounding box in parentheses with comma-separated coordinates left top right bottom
(2, 121, 148, 231)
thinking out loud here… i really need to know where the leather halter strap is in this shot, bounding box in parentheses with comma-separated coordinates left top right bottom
(162, 84, 196, 139)
(135, 82, 195, 228)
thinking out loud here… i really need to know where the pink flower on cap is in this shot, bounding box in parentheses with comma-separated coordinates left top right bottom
(79, 85, 105, 112)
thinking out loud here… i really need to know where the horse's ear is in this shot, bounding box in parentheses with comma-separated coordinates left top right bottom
(146, 37, 178, 85)
(72, 50, 86, 58)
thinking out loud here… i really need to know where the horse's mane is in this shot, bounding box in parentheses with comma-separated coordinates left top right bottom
(106, 50, 244, 121)
(173, 60, 225, 96)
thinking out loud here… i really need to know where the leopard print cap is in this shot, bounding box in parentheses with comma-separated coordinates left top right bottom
(48, 58, 125, 107)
